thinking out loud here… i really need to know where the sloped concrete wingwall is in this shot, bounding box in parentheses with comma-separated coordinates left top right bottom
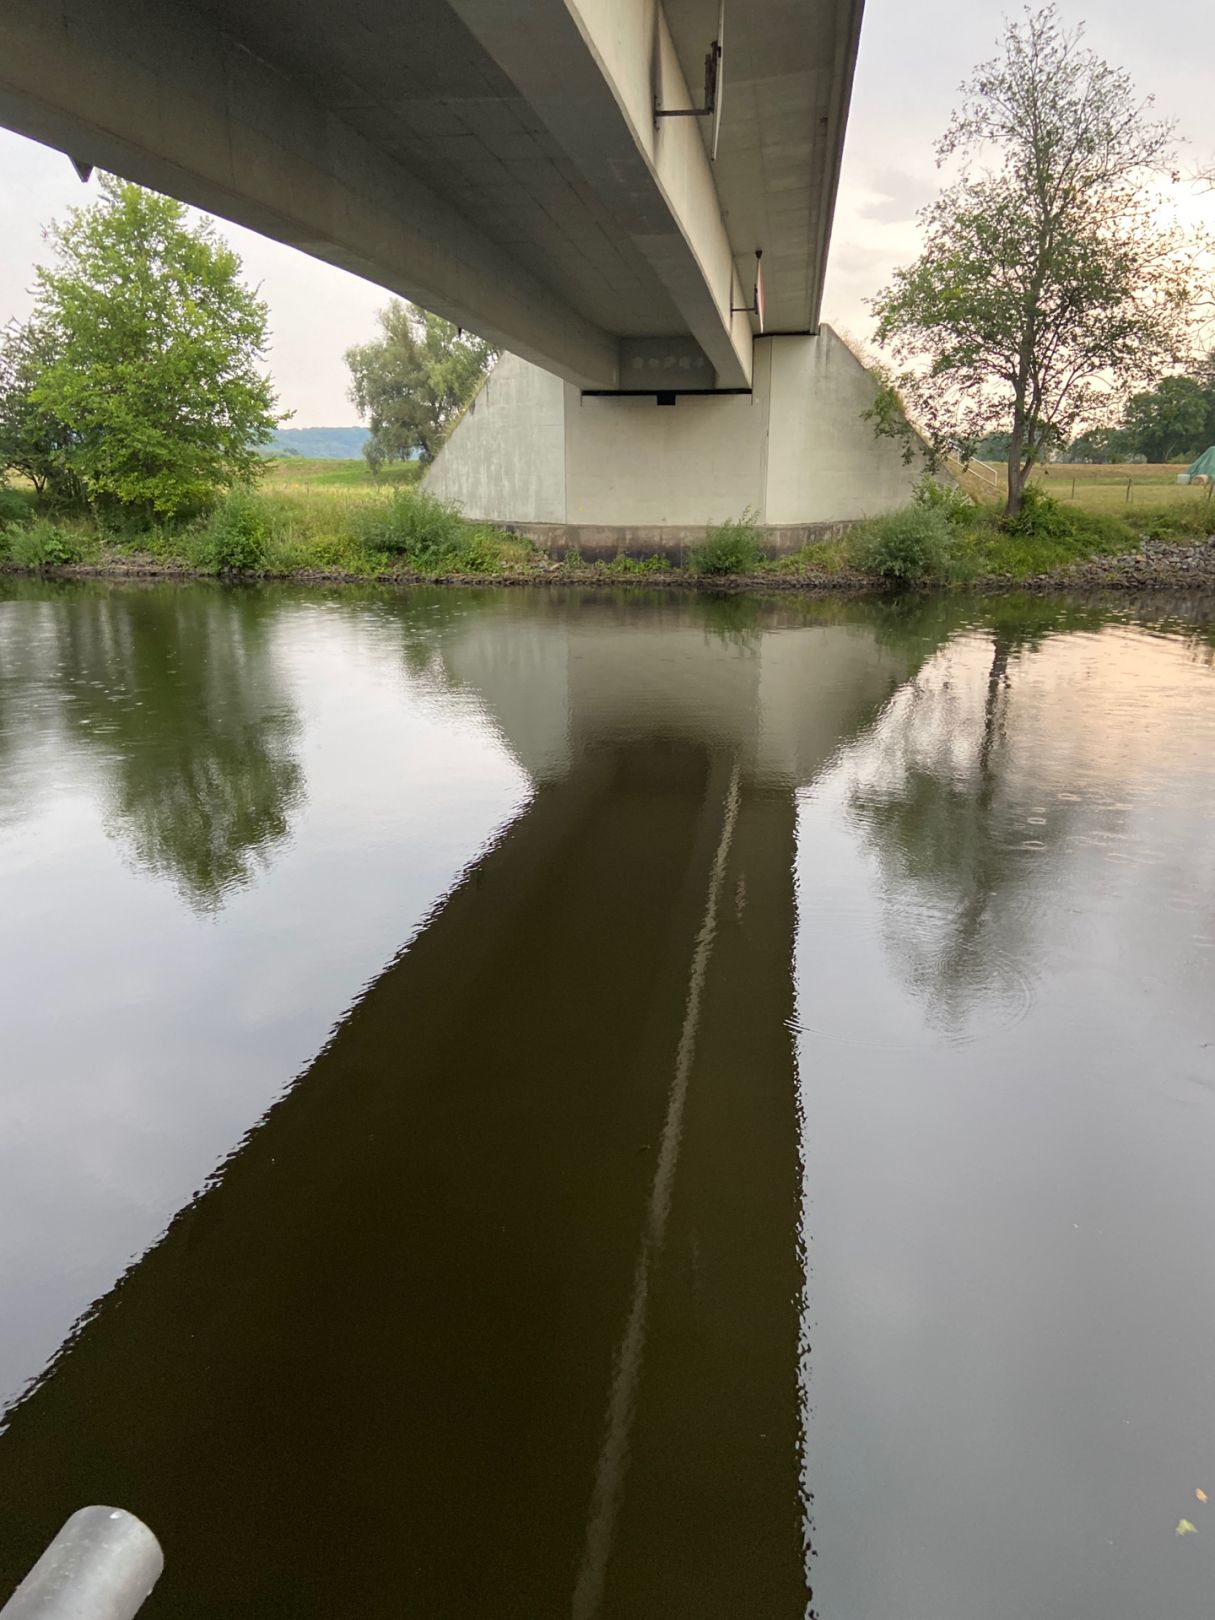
(424, 328, 924, 546)
(764, 331, 924, 525)
(426, 355, 568, 525)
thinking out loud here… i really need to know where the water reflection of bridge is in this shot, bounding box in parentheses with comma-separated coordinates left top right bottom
(0, 587, 933, 1618)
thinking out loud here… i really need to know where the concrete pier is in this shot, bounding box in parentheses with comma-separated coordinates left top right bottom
(426, 329, 923, 550)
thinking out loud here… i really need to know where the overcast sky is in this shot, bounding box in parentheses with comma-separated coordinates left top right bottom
(1, 0, 1211, 426)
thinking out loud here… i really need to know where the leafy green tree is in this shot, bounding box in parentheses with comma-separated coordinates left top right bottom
(0, 316, 79, 501)
(1061, 427, 1126, 464)
(972, 432, 1013, 462)
(869, 6, 1202, 517)
(30, 177, 279, 519)
(1118, 375, 1209, 462)
(346, 301, 496, 469)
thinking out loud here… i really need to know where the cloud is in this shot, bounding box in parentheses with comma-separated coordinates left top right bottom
(859, 168, 934, 225)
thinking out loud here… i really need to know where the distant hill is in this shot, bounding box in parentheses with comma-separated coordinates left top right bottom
(269, 426, 368, 460)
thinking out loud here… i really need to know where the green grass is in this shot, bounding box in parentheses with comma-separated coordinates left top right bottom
(770, 537, 851, 576)
(0, 485, 35, 529)
(1029, 462, 1215, 516)
(259, 456, 422, 491)
(957, 510, 1135, 579)
(837, 480, 1213, 586)
(1, 481, 533, 579)
(2, 462, 1212, 589)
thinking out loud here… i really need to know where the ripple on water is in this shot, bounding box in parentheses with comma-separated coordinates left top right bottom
(792, 906, 1036, 1053)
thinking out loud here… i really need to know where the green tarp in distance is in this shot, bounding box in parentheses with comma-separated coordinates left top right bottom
(1184, 446, 1215, 480)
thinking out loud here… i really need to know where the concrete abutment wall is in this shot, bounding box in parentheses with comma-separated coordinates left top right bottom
(424, 328, 925, 553)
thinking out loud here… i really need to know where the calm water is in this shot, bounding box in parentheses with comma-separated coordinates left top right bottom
(1, 578, 1214, 1619)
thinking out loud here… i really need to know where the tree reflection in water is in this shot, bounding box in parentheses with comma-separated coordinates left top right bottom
(1, 580, 303, 912)
(844, 603, 1098, 1037)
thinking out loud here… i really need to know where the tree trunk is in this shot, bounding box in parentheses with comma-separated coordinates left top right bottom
(1005, 436, 1025, 518)
(1005, 406, 1033, 519)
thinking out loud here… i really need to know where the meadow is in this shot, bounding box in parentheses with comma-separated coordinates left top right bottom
(259, 456, 422, 493)
(1031, 461, 1215, 512)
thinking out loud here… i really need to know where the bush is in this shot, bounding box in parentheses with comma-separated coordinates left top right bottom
(912, 475, 976, 529)
(198, 490, 272, 572)
(607, 552, 667, 575)
(353, 489, 509, 574)
(8, 519, 86, 568)
(688, 511, 764, 575)
(354, 489, 465, 560)
(443, 525, 509, 575)
(1000, 483, 1075, 540)
(0, 485, 34, 529)
(1062, 506, 1137, 554)
(983, 484, 1135, 570)
(848, 505, 959, 585)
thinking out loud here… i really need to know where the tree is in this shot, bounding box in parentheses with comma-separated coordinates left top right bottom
(1061, 427, 1125, 464)
(346, 301, 496, 469)
(29, 176, 279, 519)
(1118, 375, 1209, 462)
(973, 431, 1013, 461)
(870, 6, 1203, 517)
(0, 316, 79, 501)
(1196, 351, 1215, 448)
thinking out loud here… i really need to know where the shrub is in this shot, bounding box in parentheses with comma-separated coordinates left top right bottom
(608, 552, 667, 575)
(443, 526, 508, 575)
(354, 489, 465, 561)
(848, 505, 958, 585)
(688, 511, 764, 575)
(198, 490, 272, 572)
(8, 519, 86, 568)
(0, 485, 34, 529)
(1000, 483, 1073, 540)
(912, 475, 976, 529)
(352, 489, 512, 574)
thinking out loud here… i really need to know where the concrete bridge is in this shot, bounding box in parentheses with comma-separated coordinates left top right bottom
(1, 0, 920, 542)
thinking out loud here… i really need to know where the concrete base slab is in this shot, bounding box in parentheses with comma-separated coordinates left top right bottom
(425, 328, 927, 550)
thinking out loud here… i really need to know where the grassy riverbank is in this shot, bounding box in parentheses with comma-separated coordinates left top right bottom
(2, 460, 1214, 592)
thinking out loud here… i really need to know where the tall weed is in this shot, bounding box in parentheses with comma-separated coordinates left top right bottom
(354, 489, 509, 574)
(8, 520, 89, 568)
(688, 510, 764, 575)
(197, 491, 272, 572)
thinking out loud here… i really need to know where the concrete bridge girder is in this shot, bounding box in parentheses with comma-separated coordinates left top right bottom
(0, 0, 764, 391)
(446, 0, 753, 390)
(0, 0, 610, 387)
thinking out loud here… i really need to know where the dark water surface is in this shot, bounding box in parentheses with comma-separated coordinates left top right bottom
(1, 579, 1213, 1618)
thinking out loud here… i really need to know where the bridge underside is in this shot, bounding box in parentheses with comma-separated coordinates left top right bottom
(1, 0, 862, 393)
(1, 0, 910, 532)
(425, 328, 923, 549)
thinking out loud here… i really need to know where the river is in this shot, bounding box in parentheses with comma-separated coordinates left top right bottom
(0, 578, 1213, 1618)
